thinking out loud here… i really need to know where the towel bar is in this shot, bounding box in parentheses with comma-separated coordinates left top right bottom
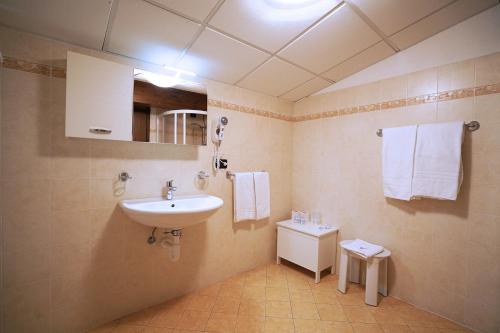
(376, 120, 480, 137)
(226, 170, 266, 179)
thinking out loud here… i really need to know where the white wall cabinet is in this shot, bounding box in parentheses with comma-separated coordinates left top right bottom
(65, 51, 134, 141)
(277, 220, 338, 283)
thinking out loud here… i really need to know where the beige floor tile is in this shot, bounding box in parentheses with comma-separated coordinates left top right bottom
(343, 306, 377, 324)
(287, 279, 312, 291)
(291, 289, 315, 302)
(317, 303, 348, 322)
(265, 301, 292, 318)
(142, 327, 175, 332)
(235, 316, 265, 333)
(408, 327, 441, 333)
(205, 312, 238, 333)
(149, 305, 184, 328)
(264, 317, 294, 333)
(321, 322, 355, 333)
(238, 300, 266, 317)
(291, 302, 320, 319)
(313, 290, 338, 304)
(352, 323, 384, 333)
(219, 284, 245, 299)
(266, 276, 288, 288)
(294, 319, 322, 333)
(380, 324, 412, 333)
(197, 283, 222, 298)
(186, 294, 217, 312)
(370, 309, 406, 325)
(336, 293, 366, 306)
(242, 286, 266, 301)
(175, 310, 210, 331)
(265, 287, 289, 301)
(213, 297, 241, 315)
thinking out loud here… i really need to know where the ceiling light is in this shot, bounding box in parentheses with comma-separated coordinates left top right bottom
(247, 0, 343, 22)
(134, 69, 180, 88)
(163, 66, 196, 77)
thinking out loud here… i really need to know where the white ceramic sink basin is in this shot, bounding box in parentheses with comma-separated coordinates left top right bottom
(120, 194, 224, 229)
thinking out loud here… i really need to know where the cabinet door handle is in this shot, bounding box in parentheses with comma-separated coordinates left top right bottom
(89, 127, 112, 134)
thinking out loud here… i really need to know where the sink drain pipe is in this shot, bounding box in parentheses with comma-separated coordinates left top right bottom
(161, 229, 182, 261)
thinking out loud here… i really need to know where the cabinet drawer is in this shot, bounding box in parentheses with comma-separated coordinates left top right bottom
(277, 227, 318, 271)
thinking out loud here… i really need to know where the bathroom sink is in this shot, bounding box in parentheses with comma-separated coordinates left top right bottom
(119, 194, 224, 229)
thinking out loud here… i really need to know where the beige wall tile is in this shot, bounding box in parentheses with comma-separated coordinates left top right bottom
(407, 68, 438, 97)
(475, 52, 500, 86)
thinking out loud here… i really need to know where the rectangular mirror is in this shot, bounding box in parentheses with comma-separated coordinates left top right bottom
(133, 69, 208, 146)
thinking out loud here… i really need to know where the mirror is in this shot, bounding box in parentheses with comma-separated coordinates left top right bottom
(132, 69, 207, 145)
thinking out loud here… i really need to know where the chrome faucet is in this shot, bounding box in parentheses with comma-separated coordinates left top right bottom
(166, 179, 177, 200)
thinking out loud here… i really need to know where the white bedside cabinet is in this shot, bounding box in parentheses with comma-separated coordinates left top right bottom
(276, 220, 339, 283)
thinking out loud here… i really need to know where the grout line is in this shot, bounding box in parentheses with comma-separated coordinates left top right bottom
(101, 0, 119, 51)
(344, 0, 400, 52)
(171, 0, 227, 67)
(232, 1, 347, 86)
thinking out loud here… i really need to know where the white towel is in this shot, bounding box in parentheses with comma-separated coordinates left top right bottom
(233, 172, 256, 222)
(411, 121, 464, 200)
(254, 172, 270, 220)
(382, 125, 417, 201)
(343, 239, 384, 258)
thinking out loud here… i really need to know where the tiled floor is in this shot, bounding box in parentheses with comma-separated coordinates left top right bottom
(91, 262, 472, 333)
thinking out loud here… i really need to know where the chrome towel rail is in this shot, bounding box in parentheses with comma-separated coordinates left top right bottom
(376, 120, 480, 137)
(226, 170, 266, 179)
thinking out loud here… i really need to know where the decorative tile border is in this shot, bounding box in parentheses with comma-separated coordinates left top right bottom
(207, 99, 293, 121)
(2, 55, 499, 123)
(293, 83, 500, 122)
(2, 56, 66, 78)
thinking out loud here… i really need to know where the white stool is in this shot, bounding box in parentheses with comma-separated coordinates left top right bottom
(337, 240, 391, 306)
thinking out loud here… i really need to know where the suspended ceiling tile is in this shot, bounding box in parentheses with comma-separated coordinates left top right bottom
(106, 0, 200, 66)
(237, 57, 314, 96)
(0, 0, 111, 49)
(280, 77, 332, 101)
(178, 28, 269, 84)
(278, 4, 381, 74)
(389, 0, 499, 50)
(209, 0, 342, 53)
(150, 0, 219, 21)
(348, 0, 454, 36)
(322, 41, 394, 82)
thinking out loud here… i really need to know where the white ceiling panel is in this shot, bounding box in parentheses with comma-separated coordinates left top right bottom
(209, 0, 343, 53)
(322, 41, 394, 81)
(0, 0, 111, 49)
(178, 28, 269, 84)
(238, 57, 314, 96)
(106, 0, 200, 66)
(349, 0, 454, 36)
(281, 77, 332, 101)
(279, 4, 381, 74)
(390, 0, 498, 50)
(149, 0, 219, 22)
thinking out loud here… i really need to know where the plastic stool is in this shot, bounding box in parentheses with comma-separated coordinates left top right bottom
(338, 239, 391, 306)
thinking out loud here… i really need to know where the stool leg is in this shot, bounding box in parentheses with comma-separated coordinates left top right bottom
(378, 258, 388, 296)
(315, 270, 320, 284)
(350, 257, 360, 284)
(338, 248, 349, 293)
(365, 259, 380, 306)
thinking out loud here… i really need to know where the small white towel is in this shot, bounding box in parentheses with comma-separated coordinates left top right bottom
(382, 125, 418, 201)
(233, 172, 256, 223)
(343, 239, 384, 258)
(412, 121, 464, 200)
(254, 172, 270, 220)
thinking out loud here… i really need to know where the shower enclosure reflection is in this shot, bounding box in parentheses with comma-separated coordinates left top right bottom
(132, 73, 208, 146)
